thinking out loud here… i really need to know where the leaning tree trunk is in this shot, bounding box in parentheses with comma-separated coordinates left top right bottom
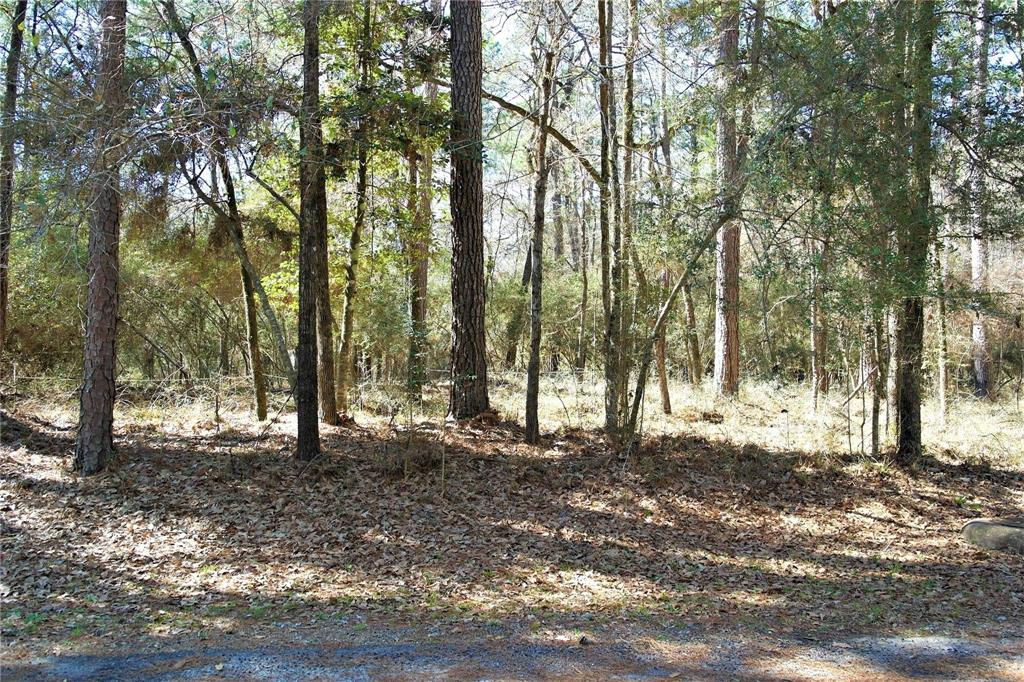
(296, 0, 323, 461)
(525, 49, 555, 445)
(0, 0, 27, 355)
(712, 0, 741, 397)
(970, 0, 991, 399)
(76, 0, 126, 475)
(448, 0, 489, 418)
(163, 0, 291, 413)
(895, 0, 936, 465)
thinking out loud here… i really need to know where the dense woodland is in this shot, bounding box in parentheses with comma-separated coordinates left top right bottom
(1, 0, 1022, 470)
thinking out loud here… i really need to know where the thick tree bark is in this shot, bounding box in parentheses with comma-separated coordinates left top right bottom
(525, 50, 555, 445)
(0, 0, 27, 355)
(970, 0, 991, 399)
(449, 0, 489, 418)
(76, 0, 126, 475)
(712, 0, 741, 397)
(296, 0, 323, 461)
(895, 0, 936, 464)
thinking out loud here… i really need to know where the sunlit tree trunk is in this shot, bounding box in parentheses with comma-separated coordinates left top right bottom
(0, 0, 27, 355)
(449, 0, 489, 418)
(526, 50, 555, 445)
(598, 0, 622, 436)
(76, 0, 126, 475)
(894, 0, 936, 464)
(296, 0, 323, 461)
(712, 0, 741, 397)
(617, 0, 639, 419)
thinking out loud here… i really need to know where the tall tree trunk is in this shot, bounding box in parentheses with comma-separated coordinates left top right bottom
(617, 0, 639, 419)
(305, 0, 336, 426)
(76, 0, 126, 475)
(449, 0, 489, 418)
(338, 0, 373, 416)
(970, 0, 991, 399)
(407, 143, 430, 399)
(407, 24, 438, 400)
(296, 0, 323, 461)
(0, 0, 27, 355)
(712, 0, 741, 397)
(895, 0, 936, 464)
(598, 0, 622, 436)
(683, 125, 703, 385)
(526, 50, 555, 445)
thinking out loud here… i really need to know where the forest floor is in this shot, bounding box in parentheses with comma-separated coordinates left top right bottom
(1, 377, 1023, 679)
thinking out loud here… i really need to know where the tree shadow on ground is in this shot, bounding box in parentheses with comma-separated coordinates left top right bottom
(1, 407, 1022, 660)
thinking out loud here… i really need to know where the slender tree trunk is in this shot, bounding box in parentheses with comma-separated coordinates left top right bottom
(868, 313, 884, 456)
(407, 144, 430, 399)
(449, 0, 489, 418)
(240, 267, 268, 419)
(617, 0, 639, 419)
(296, 0, 323, 460)
(338, 0, 373, 416)
(575, 180, 590, 374)
(163, 0, 290, 410)
(551, 146, 564, 262)
(598, 0, 622, 436)
(407, 43, 437, 400)
(713, 0, 741, 397)
(76, 0, 126, 475)
(656, 272, 672, 413)
(935, 233, 949, 424)
(810, 238, 830, 408)
(0, 0, 27, 354)
(970, 0, 991, 399)
(895, 0, 936, 464)
(526, 50, 555, 445)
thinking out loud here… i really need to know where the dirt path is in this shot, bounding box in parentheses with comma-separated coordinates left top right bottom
(5, 630, 1024, 681)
